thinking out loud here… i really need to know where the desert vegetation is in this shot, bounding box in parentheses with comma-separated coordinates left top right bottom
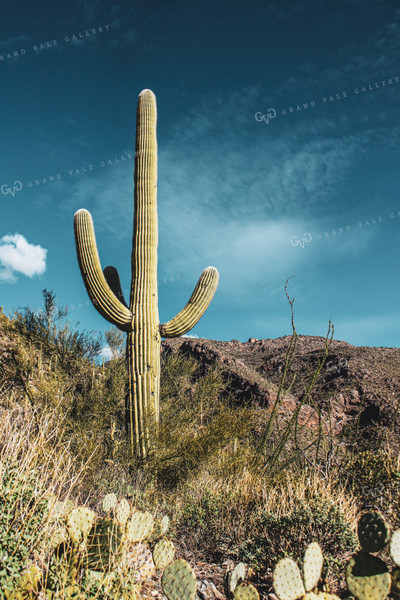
(0, 289, 399, 599)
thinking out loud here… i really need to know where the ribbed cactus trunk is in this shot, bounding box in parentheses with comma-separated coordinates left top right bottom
(73, 89, 219, 460)
(127, 92, 160, 456)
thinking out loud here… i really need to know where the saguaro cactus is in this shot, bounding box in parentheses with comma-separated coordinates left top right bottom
(73, 89, 219, 459)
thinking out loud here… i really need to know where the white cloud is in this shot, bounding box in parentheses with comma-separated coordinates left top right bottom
(99, 345, 113, 361)
(0, 234, 47, 283)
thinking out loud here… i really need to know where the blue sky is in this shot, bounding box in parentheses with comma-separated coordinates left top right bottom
(1, 0, 399, 351)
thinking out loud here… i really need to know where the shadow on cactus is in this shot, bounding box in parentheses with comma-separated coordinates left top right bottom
(345, 510, 400, 600)
(74, 89, 219, 460)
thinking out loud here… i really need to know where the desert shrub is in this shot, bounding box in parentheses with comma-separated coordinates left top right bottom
(173, 463, 358, 592)
(11, 289, 102, 369)
(0, 400, 83, 598)
(238, 498, 357, 576)
(0, 457, 50, 596)
(147, 351, 258, 487)
(338, 447, 400, 523)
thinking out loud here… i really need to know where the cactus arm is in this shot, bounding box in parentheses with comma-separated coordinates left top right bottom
(159, 266, 219, 338)
(103, 265, 129, 308)
(74, 209, 133, 331)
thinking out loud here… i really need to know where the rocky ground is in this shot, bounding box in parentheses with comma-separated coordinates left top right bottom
(161, 335, 400, 452)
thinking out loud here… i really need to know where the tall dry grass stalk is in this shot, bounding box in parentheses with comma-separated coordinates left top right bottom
(0, 392, 90, 595)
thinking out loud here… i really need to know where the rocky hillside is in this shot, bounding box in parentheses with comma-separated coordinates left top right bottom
(161, 335, 400, 452)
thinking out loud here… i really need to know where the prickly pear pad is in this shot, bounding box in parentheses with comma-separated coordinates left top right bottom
(162, 558, 197, 600)
(357, 512, 389, 553)
(391, 567, 400, 599)
(228, 562, 246, 595)
(102, 493, 118, 513)
(273, 557, 306, 600)
(233, 583, 260, 599)
(115, 498, 131, 525)
(390, 530, 400, 566)
(84, 518, 123, 571)
(66, 506, 96, 544)
(126, 510, 154, 543)
(346, 552, 390, 600)
(303, 542, 323, 592)
(153, 538, 175, 570)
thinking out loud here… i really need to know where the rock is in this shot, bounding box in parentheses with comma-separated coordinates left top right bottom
(161, 335, 400, 449)
(198, 580, 226, 600)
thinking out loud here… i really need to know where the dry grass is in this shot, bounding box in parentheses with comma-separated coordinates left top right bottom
(0, 304, 399, 598)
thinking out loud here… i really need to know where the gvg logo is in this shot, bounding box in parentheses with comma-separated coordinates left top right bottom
(290, 233, 312, 248)
(1, 181, 22, 197)
(326, 357, 348, 374)
(255, 108, 277, 125)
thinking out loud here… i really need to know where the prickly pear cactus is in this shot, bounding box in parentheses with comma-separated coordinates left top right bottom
(162, 558, 197, 600)
(152, 514, 170, 540)
(357, 512, 389, 553)
(152, 538, 175, 570)
(84, 517, 124, 571)
(233, 582, 260, 600)
(125, 543, 156, 583)
(346, 552, 391, 600)
(49, 526, 68, 549)
(48, 498, 75, 522)
(115, 499, 131, 525)
(303, 542, 323, 592)
(102, 493, 118, 513)
(273, 557, 306, 600)
(226, 562, 246, 597)
(390, 529, 400, 566)
(126, 510, 154, 543)
(391, 567, 400, 599)
(66, 506, 96, 544)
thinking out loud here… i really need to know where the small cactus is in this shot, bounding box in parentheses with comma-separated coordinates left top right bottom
(273, 557, 306, 600)
(126, 543, 156, 583)
(357, 512, 390, 553)
(66, 506, 96, 544)
(102, 493, 118, 513)
(8, 564, 42, 599)
(49, 526, 68, 549)
(115, 498, 131, 525)
(152, 539, 175, 570)
(152, 514, 170, 540)
(162, 558, 197, 600)
(346, 552, 391, 600)
(233, 582, 260, 600)
(226, 562, 246, 597)
(390, 529, 400, 566)
(84, 517, 124, 571)
(126, 510, 154, 543)
(303, 542, 323, 592)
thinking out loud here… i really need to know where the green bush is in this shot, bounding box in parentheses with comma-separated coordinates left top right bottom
(238, 498, 357, 577)
(0, 458, 50, 597)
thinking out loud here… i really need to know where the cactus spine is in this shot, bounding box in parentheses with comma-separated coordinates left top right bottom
(74, 89, 219, 458)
